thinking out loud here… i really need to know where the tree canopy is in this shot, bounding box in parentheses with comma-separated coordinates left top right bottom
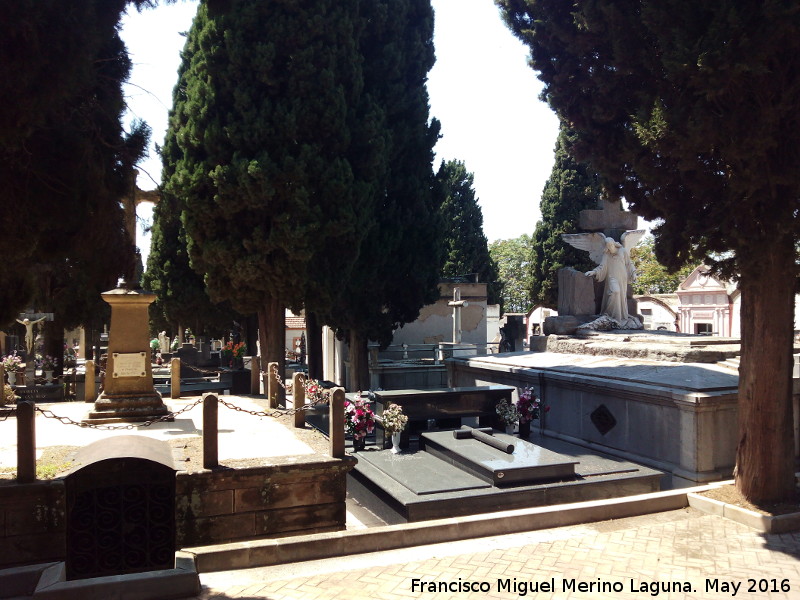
(163, 0, 386, 372)
(498, 0, 800, 502)
(489, 235, 533, 313)
(321, 0, 443, 389)
(530, 124, 601, 308)
(630, 236, 696, 295)
(0, 0, 151, 326)
(436, 159, 502, 307)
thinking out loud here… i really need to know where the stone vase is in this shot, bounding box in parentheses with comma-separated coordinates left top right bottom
(391, 432, 402, 454)
(7, 371, 16, 386)
(353, 436, 366, 452)
(518, 421, 531, 439)
(505, 423, 515, 435)
(45, 370, 53, 384)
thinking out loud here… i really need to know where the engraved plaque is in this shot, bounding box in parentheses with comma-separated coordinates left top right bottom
(112, 352, 147, 378)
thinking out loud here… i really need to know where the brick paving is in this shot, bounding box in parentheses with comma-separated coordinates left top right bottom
(192, 508, 800, 600)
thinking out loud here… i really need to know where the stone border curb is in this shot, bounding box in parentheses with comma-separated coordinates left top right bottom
(185, 486, 719, 573)
(687, 480, 800, 534)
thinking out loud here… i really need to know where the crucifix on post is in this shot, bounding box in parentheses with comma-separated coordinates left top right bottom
(448, 288, 469, 344)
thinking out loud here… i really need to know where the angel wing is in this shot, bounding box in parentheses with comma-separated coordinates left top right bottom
(561, 232, 607, 265)
(621, 229, 645, 250)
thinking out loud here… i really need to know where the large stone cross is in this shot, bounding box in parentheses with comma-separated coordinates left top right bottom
(578, 198, 638, 240)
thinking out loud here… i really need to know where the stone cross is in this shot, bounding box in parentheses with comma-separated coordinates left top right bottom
(448, 288, 469, 344)
(578, 198, 638, 241)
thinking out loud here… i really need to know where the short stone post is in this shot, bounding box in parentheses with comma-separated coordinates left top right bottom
(329, 388, 345, 458)
(249, 356, 261, 395)
(203, 393, 218, 469)
(267, 361, 279, 409)
(170, 358, 181, 399)
(17, 401, 36, 483)
(84, 361, 96, 403)
(292, 372, 305, 428)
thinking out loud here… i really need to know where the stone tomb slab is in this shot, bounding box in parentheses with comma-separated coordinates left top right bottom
(355, 451, 491, 495)
(420, 430, 578, 486)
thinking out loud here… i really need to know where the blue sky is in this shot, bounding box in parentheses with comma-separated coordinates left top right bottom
(120, 0, 560, 262)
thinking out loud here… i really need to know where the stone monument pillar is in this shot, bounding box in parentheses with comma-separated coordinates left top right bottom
(448, 288, 469, 344)
(86, 281, 169, 423)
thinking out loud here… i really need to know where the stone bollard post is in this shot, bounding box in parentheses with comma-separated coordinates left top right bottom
(17, 401, 36, 483)
(203, 393, 219, 469)
(249, 356, 261, 395)
(292, 372, 305, 428)
(84, 361, 96, 403)
(170, 358, 181, 399)
(267, 361, 279, 409)
(329, 388, 345, 458)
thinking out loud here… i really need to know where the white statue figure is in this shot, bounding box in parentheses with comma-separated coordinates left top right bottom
(562, 230, 645, 329)
(16, 316, 46, 357)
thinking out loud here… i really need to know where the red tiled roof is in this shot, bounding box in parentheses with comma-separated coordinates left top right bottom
(285, 316, 306, 329)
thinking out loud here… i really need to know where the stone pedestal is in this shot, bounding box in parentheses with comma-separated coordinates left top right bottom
(86, 285, 169, 423)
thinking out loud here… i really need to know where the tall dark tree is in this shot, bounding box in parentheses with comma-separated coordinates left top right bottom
(143, 190, 238, 339)
(498, 0, 800, 502)
(436, 159, 502, 307)
(0, 1, 150, 330)
(164, 0, 385, 383)
(322, 0, 443, 390)
(530, 124, 601, 308)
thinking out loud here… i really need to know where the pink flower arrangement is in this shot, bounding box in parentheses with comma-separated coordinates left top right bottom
(345, 394, 375, 440)
(516, 386, 548, 424)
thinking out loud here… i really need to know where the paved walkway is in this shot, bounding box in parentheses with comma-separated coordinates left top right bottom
(194, 508, 800, 600)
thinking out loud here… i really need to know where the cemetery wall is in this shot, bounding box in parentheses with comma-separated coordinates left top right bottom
(175, 457, 352, 546)
(0, 458, 352, 568)
(0, 480, 66, 568)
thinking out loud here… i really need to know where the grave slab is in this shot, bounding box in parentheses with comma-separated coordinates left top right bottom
(420, 430, 578, 485)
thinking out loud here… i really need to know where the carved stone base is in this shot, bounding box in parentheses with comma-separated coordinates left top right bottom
(85, 390, 171, 423)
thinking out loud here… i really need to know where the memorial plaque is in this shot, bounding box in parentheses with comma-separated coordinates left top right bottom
(112, 352, 147, 378)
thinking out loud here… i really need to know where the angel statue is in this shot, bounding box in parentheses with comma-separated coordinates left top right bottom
(561, 230, 645, 329)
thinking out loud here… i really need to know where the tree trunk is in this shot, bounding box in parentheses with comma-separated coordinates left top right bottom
(348, 331, 370, 392)
(43, 317, 65, 377)
(306, 311, 323, 380)
(258, 296, 285, 404)
(735, 236, 796, 503)
(245, 313, 259, 359)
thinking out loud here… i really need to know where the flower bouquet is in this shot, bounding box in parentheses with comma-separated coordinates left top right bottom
(221, 341, 246, 368)
(1, 353, 22, 373)
(381, 403, 408, 435)
(516, 386, 547, 423)
(41, 355, 57, 371)
(496, 398, 519, 433)
(304, 377, 330, 404)
(345, 394, 375, 450)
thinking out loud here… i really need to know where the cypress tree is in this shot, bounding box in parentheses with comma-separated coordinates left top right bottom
(164, 0, 384, 382)
(530, 124, 601, 309)
(436, 159, 502, 307)
(322, 0, 443, 390)
(498, 0, 800, 503)
(0, 0, 149, 326)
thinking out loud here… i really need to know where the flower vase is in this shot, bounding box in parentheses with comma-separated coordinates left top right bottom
(45, 370, 54, 384)
(505, 423, 515, 435)
(7, 372, 15, 386)
(353, 436, 366, 452)
(518, 421, 531, 439)
(391, 432, 401, 454)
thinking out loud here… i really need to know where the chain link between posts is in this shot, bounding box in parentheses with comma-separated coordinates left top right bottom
(25, 389, 330, 431)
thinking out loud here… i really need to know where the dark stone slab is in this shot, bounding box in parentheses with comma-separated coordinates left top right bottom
(356, 451, 491, 495)
(421, 430, 578, 486)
